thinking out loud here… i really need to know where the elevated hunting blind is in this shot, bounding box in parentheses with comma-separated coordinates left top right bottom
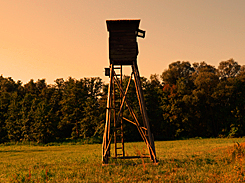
(102, 19, 157, 164)
(106, 19, 145, 65)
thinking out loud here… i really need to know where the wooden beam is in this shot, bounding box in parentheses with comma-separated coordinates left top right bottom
(122, 117, 147, 131)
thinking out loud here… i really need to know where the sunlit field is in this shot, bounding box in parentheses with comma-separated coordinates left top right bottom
(1, 138, 245, 182)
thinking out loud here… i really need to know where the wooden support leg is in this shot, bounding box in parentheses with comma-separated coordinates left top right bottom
(102, 64, 113, 164)
(132, 61, 158, 163)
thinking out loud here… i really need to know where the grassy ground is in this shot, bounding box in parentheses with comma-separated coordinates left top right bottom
(0, 138, 245, 182)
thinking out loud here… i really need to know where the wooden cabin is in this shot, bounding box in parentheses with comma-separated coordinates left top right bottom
(106, 19, 145, 65)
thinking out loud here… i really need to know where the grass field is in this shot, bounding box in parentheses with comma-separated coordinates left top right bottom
(1, 138, 245, 182)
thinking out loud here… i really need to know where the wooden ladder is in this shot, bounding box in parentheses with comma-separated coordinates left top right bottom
(112, 65, 125, 158)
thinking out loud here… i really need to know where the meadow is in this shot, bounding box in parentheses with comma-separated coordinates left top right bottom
(0, 138, 245, 182)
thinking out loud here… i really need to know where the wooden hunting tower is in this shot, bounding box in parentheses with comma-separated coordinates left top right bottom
(107, 19, 144, 65)
(102, 19, 157, 164)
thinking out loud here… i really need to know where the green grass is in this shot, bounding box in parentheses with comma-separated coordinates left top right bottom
(1, 138, 245, 182)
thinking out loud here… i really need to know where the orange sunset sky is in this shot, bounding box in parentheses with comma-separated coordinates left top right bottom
(1, 0, 245, 84)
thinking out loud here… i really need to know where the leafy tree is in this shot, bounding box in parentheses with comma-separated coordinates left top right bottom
(192, 71, 219, 136)
(218, 58, 241, 79)
(24, 79, 38, 94)
(1, 59, 245, 143)
(161, 61, 194, 85)
(29, 98, 57, 143)
(144, 74, 164, 140)
(229, 72, 245, 136)
(5, 92, 22, 141)
(79, 77, 104, 138)
(58, 78, 86, 139)
(1, 77, 23, 142)
(192, 61, 216, 74)
(212, 77, 235, 136)
(19, 93, 36, 141)
(0, 91, 9, 142)
(161, 83, 185, 139)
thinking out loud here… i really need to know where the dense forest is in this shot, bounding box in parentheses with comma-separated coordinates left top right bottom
(0, 59, 245, 143)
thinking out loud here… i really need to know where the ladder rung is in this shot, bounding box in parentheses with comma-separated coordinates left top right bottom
(115, 130, 122, 132)
(116, 147, 122, 149)
(115, 134, 123, 136)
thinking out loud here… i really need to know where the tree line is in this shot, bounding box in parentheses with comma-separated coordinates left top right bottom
(0, 58, 245, 143)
